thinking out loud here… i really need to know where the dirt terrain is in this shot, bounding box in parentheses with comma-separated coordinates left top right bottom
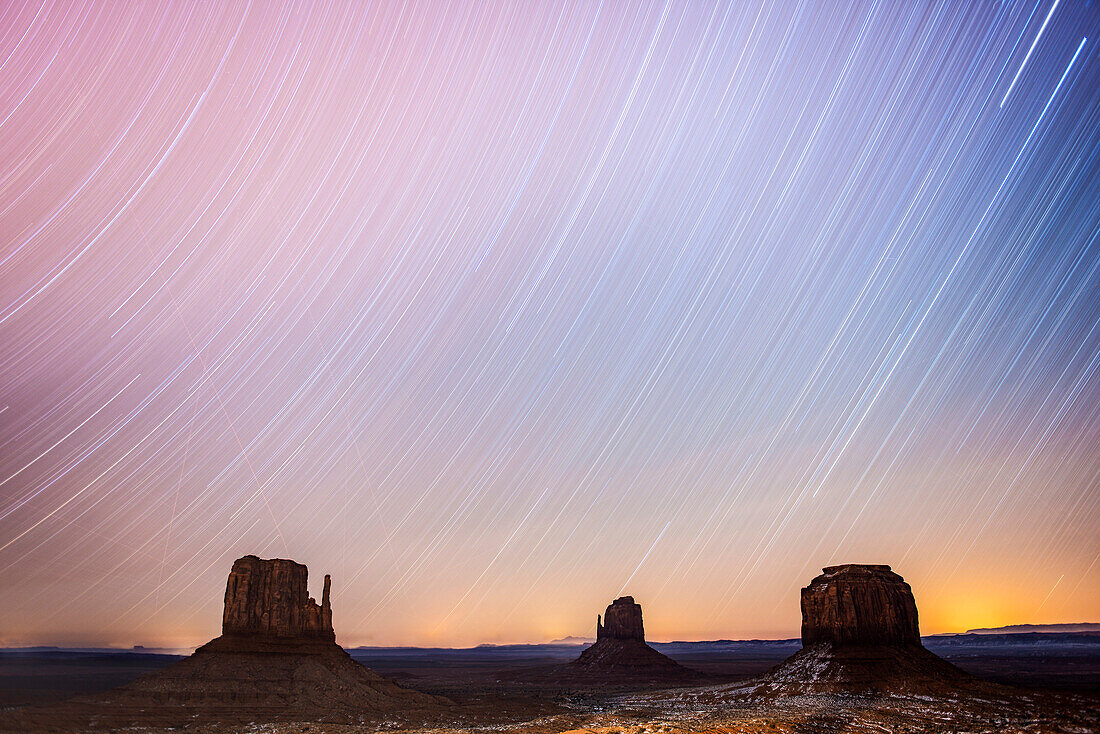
(15, 685, 1091, 734)
(1, 637, 1097, 733)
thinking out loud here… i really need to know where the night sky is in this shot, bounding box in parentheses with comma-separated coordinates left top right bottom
(1, 1, 1098, 648)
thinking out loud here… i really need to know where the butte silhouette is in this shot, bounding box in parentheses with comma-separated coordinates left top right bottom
(2, 555, 444, 729)
(571, 595, 692, 675)
(750, 564, 982, 694)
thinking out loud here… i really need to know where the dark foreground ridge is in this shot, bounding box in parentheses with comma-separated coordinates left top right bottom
(571, 596, 693, 675)
(748, 563, 984, 695)
(0, 555, 444, 730)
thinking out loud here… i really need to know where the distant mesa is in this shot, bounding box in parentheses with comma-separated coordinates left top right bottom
(750, 564, 984, 695)
(572, 596, 692, 674)
(3, 555, 445, 730)
(963, 622, 1100, 635)
(549, 635, 595, 645)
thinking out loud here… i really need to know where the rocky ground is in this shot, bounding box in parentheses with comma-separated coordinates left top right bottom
(610, 679, 1098, 733)
(36, 685, 1094, 734)
(3, 659, 1096, 733)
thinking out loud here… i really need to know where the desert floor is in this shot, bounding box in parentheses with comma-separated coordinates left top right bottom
(1, 636, 1097, 733)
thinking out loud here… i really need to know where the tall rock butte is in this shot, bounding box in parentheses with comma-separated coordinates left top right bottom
(800, 564, 920, 647)
(596, 595, 646, 641)
(221, 555, 334, 640)
(4, 556, 445, 730)
(573, 596, 691, 675)
(750, 564, 979, 695)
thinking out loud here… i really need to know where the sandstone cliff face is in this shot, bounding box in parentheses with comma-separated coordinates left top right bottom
(221, 555, 334, 640)
(800, 564, 920, 647)
(596, 596, 645, 642)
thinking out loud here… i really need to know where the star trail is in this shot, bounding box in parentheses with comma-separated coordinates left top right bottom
(1, 1, 1098, 648)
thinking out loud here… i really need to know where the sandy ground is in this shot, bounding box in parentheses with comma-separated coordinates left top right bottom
(7, 676, 1095, 734)
(99, 688, 1099, 734)
(2, 641, 1097, 733)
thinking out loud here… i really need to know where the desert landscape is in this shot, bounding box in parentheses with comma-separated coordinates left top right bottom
(2, 3, 1098, 733)
(1, 557, 1096, 733)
